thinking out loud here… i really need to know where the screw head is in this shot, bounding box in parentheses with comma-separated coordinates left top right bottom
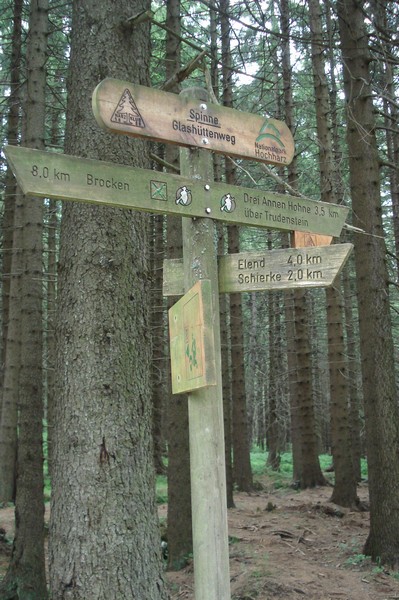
(204, 184, 210, 191)
(202, 138, 209, 145)
(205, 207, 211, 214)
(200, 103, 207, 110)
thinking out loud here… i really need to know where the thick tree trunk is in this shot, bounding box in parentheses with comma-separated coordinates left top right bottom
(49, 1, 168, 597)
(338, 0, 399, 568)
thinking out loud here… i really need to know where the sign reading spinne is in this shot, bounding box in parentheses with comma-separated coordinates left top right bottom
(92, 78, 296, 166)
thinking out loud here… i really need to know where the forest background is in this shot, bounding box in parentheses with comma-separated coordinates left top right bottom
(0, 0, 399, 598)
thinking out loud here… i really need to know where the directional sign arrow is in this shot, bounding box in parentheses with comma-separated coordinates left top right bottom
(92, 78, 295, 166)
(4, 146, 349, 237)
(163, 244, 353, 296)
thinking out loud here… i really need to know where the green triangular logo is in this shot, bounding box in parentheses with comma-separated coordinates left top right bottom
(256, 119, 285, 147)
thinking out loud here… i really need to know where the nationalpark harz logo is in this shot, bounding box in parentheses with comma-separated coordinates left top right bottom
(255, 119, 288, 163)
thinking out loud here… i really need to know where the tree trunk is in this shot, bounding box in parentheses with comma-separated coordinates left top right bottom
(1, 0, 48, 597)
(161, 0, 195, 571)
(46, 98, 62, 480)
(0, 0, 23, 506)
(280, 0, 325, 488)
(370, 0, 399, 281)
(294, 288, 326, 488)
(221, 0, 253, 492)
(209, 0, 234, 509)
(308, 0, 357, 506)
(49, 1, 168, 597)
(266, 233, 281, 471)
(338, 0, 399, 568)
(151, 212, 166, 476)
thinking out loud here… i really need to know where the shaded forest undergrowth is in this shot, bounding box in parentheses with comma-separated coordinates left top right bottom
(162, 477, 399, 599)
(2, 472, 399, 599)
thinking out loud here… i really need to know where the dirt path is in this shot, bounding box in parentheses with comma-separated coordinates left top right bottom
(164, 481, 399, 600)
(1, 479, 399, 599)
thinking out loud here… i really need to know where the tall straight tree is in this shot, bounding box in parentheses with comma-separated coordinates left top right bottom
(338, 0, 399, 567)
(0, 0, 48, 597)
(220, 0, 253, 492)
(49, 1, 168, 597)
(370, 0, 399, 281)
(308, 0, 357, 507)
(280, 0, 325, 488)
(164, 0, 194, 571)
(0, 0, 23, 505)
(325, 0, 362, 481)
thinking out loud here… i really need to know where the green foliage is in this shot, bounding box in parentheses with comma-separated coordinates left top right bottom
(250, 448, 368, 487)
(344, 552, 369, 567)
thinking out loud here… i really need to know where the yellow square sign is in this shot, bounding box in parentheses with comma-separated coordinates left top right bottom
(169, 280, 216, 394)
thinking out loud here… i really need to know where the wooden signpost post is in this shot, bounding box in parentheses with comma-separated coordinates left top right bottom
(4, 80, 352, 600)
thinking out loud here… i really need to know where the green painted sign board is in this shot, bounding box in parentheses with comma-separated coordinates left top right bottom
(169, 279, 216, 394)
(4, 145, 349, 237)
(92, 78, 295, 166)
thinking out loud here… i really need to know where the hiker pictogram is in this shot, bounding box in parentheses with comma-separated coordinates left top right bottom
(220, 193, 235, 213)
(176, 186, 192, 206)
(111, 88, 145, 128)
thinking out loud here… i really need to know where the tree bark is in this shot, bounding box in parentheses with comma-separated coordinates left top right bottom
(221, 0, 253, 492)
(309, 0, 357, 506)
(1, 0, 48, 597)
(161, 0, 195, 571)
(0, 0, 23, 506)
(338, 0, 399, 567)
(279, 0, 326, 488)
(49, 1, 168, 597)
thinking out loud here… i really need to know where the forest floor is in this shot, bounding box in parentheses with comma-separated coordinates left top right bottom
(1, 475, 399, 599)
(163, 476, 399, 600)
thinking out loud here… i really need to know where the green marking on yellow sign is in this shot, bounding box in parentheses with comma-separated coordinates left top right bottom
(92, 78, 295, 166)
(4, 146, 349, 237)
(169, 280, 216, 394)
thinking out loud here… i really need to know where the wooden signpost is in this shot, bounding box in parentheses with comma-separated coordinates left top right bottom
(4, 80, 353, 600)
(3, 145, 348, 237)
(92, 78, 295, 166)
(163, 244, 353, 297)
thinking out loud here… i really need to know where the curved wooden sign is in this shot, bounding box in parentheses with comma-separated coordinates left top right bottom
(92, 78, 295, 166)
